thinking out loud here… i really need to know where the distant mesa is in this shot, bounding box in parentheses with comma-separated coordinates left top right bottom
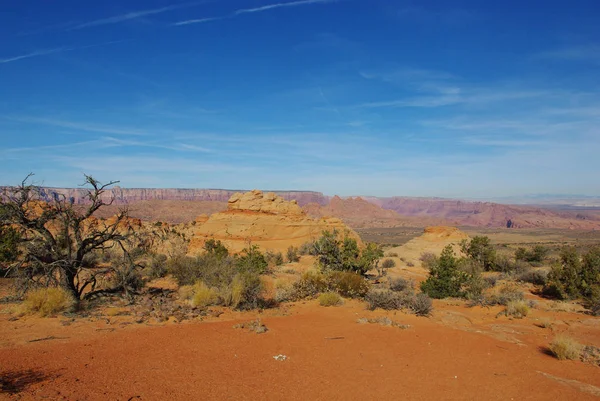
(227, 189, 303, 215)
(188, 190, 360, 254)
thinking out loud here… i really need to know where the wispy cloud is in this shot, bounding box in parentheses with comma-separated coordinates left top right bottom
(174, 0, 335, 26)
(534, 44, 600, 62)
(355, 66, 551, 109)
(70, 2, 198, 30)
(172, 17, 221, 26)
(4, 116, 149, 136)
(0, 48, 67, 64)
(0, 40, 126, 65)
(235, 0, 333, 15)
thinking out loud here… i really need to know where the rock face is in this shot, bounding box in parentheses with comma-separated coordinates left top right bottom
(368, 197, 600, 229)
(37, 187, 328, 207)
(188, 190, 360, 254)
(228, 190, 303, 215)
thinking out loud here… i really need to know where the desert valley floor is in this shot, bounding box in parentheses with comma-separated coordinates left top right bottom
(2, 223, 600, 400)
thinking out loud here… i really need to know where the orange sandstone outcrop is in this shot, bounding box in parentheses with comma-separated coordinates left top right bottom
(188, 190, 361, 254)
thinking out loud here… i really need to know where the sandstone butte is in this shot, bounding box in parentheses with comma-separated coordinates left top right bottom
(188, 190, 362, 254)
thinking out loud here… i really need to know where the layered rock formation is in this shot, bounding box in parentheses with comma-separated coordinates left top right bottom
(368, 197, 600, 229)
(37, 187, 328, 207)
(188, 190, 360, 254)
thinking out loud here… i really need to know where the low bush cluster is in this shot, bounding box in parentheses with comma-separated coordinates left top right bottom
(515, 245, 549, 264)
(168, 243, 269, 310)
(543, 246, 600, 305)
(365, 279, 432, 316)
(365, 289, 432, 316)
(420, 246, 470, 299)
(312, 230, 383, 275)
(290, 270, 370, 300)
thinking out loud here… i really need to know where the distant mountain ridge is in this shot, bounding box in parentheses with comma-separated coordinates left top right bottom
(36, 187, 329, 207)
(28, 186, 600, 229)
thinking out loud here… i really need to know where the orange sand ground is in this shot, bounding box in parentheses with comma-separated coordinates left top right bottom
(1, 298, 599, 401)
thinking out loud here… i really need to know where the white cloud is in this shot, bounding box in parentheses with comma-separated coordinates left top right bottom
(70, 3, 196, 30)
(234, 0, 333, 15)
(174, 0, 335, 26)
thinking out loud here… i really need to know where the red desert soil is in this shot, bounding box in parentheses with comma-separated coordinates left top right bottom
(1, 301, 599, 400)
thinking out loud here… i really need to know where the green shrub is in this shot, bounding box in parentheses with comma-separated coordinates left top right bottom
(318, 292, 343, 307)
(420, 246, 470, 299)
(460, 236, 496, 271)
(203, 239, 229, 259)
(22, 287, 75, 317)
(237, 245, 268, 274)
(542, 246, 600, 300)
(0, 225, 21, 265)
(505, 300, 530, 318)
(327, 271, 370, 298)
(286, 246, 300, 263)
(411, 293, 433, 316)
(313, 230, 382, 275)
(169, 254, 237, 288)
(515, 245, 549, 264)
(549, 335, 583, 360)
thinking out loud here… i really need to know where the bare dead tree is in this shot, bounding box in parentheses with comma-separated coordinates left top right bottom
(0, 174, 140, 301)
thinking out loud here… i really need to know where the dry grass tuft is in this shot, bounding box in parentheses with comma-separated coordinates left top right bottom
(22, 287, 75, 317)
(505, 300, 530, 318)
(549, 335, 583, 361)
(191, 281, 219, 308)
(318, 292, 343, 307)
(178, 285, 195, 301)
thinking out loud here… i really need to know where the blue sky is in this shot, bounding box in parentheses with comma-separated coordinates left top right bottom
(1, 0, 599, 198)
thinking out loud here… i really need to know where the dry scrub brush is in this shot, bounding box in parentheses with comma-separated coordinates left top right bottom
(318, 292, 343, 307)
(21, 287, 75, 317)
(504, 300, 530, 318)
(549, 335, 583, 361)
